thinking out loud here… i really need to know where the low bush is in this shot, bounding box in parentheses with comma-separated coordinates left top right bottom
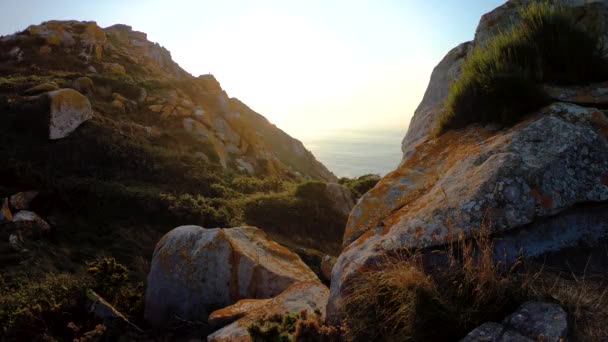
(338, 174, 380, 199)
(248, 310, 346, 342)
(437, 1, 608, 135)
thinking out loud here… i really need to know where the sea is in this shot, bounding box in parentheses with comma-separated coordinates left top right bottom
(299, 128, 405, 178)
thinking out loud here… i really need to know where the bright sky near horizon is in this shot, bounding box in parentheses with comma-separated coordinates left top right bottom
(0, 0, 504, 138)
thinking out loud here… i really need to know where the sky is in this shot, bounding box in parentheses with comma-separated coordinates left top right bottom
(0, 0, 505, 138)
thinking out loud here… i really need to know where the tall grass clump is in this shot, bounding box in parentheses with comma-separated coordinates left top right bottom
(436, 1, 608, 135)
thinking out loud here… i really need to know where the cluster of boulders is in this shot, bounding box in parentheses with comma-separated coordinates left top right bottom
(142, 225, 331, 340)
(0, 191, 49, 252)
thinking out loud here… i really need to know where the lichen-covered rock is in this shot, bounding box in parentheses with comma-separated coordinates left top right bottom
(330, 103, 608, 321)
(9, 191, 38, 211)
(207, 281, 329, 342)
(24, 82, 59, 96)
(144, 226, 318, 327)
(47, 89, 93, 139)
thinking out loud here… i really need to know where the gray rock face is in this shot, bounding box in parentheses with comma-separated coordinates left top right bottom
(461, 322, 508, 342)
(402, 0, 608, 161)
(144, 225, 318, 328)
(330, 103, 608, 321)
(47, 89, 93, 140)
(401, 42, 470, 158)
(461, 302, 568, 342)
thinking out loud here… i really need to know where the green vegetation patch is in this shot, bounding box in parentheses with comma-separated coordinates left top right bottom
(436, 1, 608, 135)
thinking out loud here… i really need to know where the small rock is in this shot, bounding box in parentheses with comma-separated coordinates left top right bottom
(144, 226, 318, 328)
(8, 233, 25, 252)
(461, 322, 504, 342)
(47, 89, 93, 140)
(39, 45, 52, 54)
(503, 302, 568, 342)
(9, 191, 38, 211)
(73, 76, 94, 95)
(0, 198, 12, 222)
(12, 210, 51, 238)
(87, 65, 98, 73)
(148, 104, 163, 113)
(320, 255, 337, 283)
(24, 82, 59, 96)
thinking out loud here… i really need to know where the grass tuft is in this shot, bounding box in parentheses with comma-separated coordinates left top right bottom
(436, 1, 608, 135)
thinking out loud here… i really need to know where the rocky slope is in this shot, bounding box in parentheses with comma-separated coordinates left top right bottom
(0, 20, 336, 181)
(328, 0, 608, 336)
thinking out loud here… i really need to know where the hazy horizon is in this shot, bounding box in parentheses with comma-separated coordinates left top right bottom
(0, 0, 504, 139)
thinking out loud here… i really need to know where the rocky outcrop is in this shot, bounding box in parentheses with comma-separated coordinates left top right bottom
(401, 0, 608, 159)
(207, 280, 329, 342)
(462, 302, 568, 342)
(400, 42, 470, 158)
(47, 89, 93, 139)
(144, 225, 318, 327)
(0, 20, 336, 181)
(330, 0, 608, 324)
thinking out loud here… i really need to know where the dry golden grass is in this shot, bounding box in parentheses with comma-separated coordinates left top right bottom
(340, 219, 608, 341)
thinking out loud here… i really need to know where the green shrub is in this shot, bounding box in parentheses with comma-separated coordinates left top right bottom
(294, 181, 329, 203)
(0, 273, 94, 341)
(437, 1, 608, 135)
(248, 310, 346, 342)
(339, 174, 380, 199)
(87, 256, 129, 296)
(243, 192, 345, 253)
(159, 193, 240, 228)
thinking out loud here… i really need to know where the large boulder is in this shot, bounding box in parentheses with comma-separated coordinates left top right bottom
(47, 89, 93, 139)
(144, 226, 318, 327)
(330, 103, 608, 319)
(207, 281, 329, 342)
(330, 0, 608, 324)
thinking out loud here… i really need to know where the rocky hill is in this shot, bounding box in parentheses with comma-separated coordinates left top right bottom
(0, 20, 359, 341)
(0, 20, 336, 181)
